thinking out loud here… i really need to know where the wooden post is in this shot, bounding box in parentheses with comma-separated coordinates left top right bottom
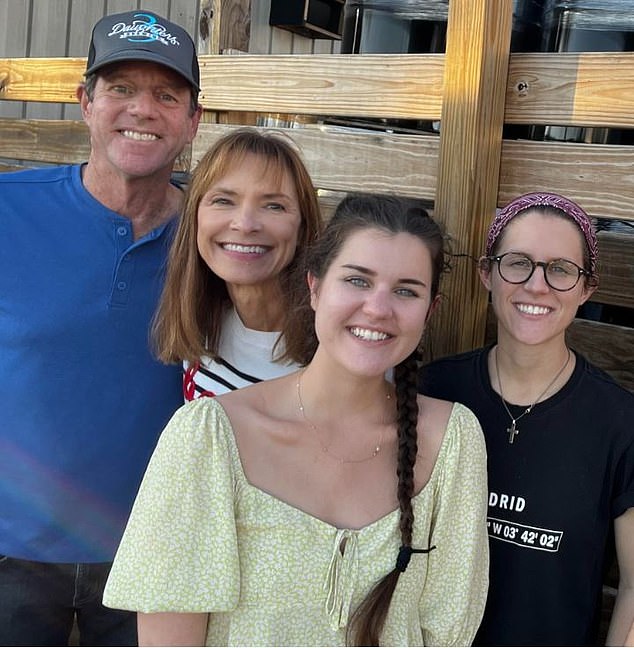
(199, 0, 253, 125)
(429, 0, 513, 359)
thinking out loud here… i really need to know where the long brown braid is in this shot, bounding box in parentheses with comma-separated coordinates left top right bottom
(348, 350, 422, 646)
(287, 194, 446, 645)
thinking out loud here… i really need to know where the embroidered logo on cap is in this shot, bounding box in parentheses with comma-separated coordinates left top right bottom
(107, 13, 181, 48)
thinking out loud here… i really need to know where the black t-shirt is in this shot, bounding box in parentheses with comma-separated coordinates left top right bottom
(420, 347, 634, 646)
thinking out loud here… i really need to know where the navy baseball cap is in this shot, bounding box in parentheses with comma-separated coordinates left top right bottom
(85, 11, 200, 91)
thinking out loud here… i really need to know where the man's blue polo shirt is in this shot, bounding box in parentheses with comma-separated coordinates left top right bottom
(0, 165, 183, 562)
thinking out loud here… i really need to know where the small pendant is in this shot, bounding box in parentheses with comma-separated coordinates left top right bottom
(507, 421, 518, 444)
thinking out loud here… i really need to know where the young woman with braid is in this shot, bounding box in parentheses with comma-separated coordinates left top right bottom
(103, 194, 489, 646)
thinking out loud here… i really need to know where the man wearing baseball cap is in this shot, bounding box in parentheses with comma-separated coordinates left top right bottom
(0, 11, 201, 645)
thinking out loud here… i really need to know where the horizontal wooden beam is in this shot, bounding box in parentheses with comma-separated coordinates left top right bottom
(566, 319, 634, 392)
(499, 139, 634, 221)
(0, 163, 22, 172)
(0, 118, 90, 163)
(0, 118, 190, 171)
(192, 123, 439, 198)
(196, 54, 444, 118)
(2, 118, 634, 220)
(4, 52, 634, 127)
(506, 52, 634, 128)
(0, 54, 445, 119)
(0, 58, 85, 103)
(594, 230, 634, 310)
(2, 118, 634, 224)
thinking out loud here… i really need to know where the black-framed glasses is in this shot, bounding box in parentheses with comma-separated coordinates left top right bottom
(486, 252, 590, 292)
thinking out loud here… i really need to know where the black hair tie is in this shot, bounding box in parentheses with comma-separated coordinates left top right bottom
(396, 544, 437, 573)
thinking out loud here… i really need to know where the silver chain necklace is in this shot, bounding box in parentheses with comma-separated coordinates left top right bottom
(296, 370, 391, 464)
(495, 347, 571, 444)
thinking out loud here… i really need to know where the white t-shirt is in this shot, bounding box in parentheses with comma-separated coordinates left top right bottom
(183, 308, 299, 399)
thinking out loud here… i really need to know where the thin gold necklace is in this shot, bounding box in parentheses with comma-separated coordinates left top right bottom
(495, 347, 571, 445)
(296, 370, 391, 464)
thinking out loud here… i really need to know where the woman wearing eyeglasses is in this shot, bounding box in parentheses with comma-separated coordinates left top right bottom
(419, 192, 634, 646)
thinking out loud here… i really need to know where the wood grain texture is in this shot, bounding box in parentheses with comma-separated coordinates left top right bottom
(594, 231, 634, 310)
(0, 58, 85, 104)
(432, 0, 514, 357)
(0, 118, 90, 163)
(0, 118, 190, 171)
(566, 319, 634, 392)
(3, 117, 632, 230)
(0, 54, 444, 117)
(197, 53, 445, 118)
(218, 0, 251, 53)
(192, 123, 439, 197)
(499, 139, 634, 221)
(0, 163, 23, 172)
(3, 51, 634, 126)
(506, 52, 634, 127)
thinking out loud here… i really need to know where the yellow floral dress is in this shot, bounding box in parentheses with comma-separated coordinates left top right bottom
(103, 398, 488, 646)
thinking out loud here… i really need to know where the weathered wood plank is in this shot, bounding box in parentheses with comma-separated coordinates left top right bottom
(0, 118, 190, 171)
(4, 118, 633, 230)
(432, 0, 514, 357)
(3, 116, 634, 228)
(594, 231, 634, 310)
(197, 54, 445, 118)
(317, 190, 346, 222)
(198, 0, 216, 54)
(499, 139, 634, 221)
(566, 319, 634, 392)
(191, 123, 439, 197)
(0, 55, 446, 118)
(0, 163, 23, 173)
(218, 0, 251, 53)
(4, 51, 634, 127)
(0, 58, 86, 104)
(0, 118, 90, 163)
(506, 52, 634, 128)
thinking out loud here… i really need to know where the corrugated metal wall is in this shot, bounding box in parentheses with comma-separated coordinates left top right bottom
(250, 0, 341, 55)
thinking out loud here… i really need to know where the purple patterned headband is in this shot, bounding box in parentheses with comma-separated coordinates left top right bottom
(485, 192, 598, 274)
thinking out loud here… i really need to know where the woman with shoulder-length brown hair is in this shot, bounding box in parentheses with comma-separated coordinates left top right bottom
(153, 127, 323, 397)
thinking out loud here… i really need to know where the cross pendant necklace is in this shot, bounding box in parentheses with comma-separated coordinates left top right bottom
(508, 422, 517, 444)
(506, 416, 527, 444)
(495, 347, 571, 445)
(503, 404, 532, 444)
